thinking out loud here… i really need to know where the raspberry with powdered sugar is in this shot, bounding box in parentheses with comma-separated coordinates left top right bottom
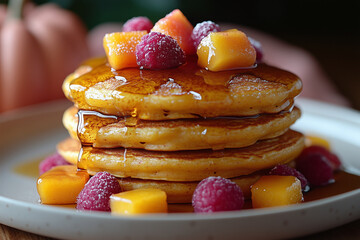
(136, 32, 186, 69)
(76, 172, 121, 211)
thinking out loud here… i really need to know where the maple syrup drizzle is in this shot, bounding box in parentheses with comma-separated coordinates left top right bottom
(76, 110, 119, 169)
(77, 110, 119, 143)
(123, 148, 128, 171)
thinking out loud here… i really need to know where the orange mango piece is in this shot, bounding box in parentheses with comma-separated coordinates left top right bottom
(103, 31, 147, 70)
(110, 188, 167, 214)
(151, 9, 195, 55)
(197, 29, 256, 71)
(37, 165, 89, 204)
(305, 135, 331, 150)
(251, 175, 303, 208)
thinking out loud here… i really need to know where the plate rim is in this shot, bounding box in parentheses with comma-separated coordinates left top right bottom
(1, 186, 360, 221)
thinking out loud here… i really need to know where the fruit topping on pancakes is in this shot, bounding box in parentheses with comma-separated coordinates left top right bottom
(196, 29, 256, 71)
(123, 16, 153, 32)
(191, 21, 221, 49)
(248, 36, 263, 62)
(151, 9, 195, 55)
(136, 32, 185, 69)
(103, 31, 147, 70)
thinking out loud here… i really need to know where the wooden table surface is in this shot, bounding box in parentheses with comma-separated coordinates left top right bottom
(1, 218, 360, 240)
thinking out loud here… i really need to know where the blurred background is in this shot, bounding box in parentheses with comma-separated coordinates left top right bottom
(1, 0, 359, 110)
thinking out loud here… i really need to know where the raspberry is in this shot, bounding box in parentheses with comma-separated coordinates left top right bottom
(76, 172, 121, 211)
(300, 146, 341, 170)
(248, 37, 263, 62)
(296, 153, 334, 187)
(123, 16, 153, 32)
(268, 164, 309, 191)
(192, 176, 244, 213)
(191, 21, 220, 49)
(136, 32, 185, 69)
(39, 152, 71, 175)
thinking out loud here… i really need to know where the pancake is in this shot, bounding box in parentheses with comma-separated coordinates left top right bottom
(117, 173, 263, 203)
(54, 139, 263, 204)
(63, 56, 302, 120)
(57, 138, 79, 165)
(57, 130, 304, 181)
(63, 106, 301, 151)
(62, 57, 107, 101)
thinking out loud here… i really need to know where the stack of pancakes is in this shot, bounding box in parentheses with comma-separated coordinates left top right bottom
(59, 56, 304, 203)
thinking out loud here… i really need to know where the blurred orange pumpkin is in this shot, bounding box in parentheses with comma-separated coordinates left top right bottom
(0, 0, 89, 112)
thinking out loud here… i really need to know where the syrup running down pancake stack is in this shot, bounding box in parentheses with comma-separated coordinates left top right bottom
(59, 56, 304, 203)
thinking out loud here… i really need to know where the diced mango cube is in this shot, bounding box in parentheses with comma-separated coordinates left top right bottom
(37, 165, 89, 204)
(151, 9, 195, 55)
(103, 31, 147, 70)
(305, 135, 331, 150)
(251, 175, 303, 208)
(197, 29, 256, 71)
(110, 188, 167, 214)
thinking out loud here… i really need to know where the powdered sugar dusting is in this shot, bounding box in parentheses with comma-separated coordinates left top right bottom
(228, 75, 283, 92)
(106, 33, 143, 56)
(154, 78, 185, 95)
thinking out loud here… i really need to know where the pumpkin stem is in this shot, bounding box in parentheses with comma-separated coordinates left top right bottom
(6, 0, 26, 21)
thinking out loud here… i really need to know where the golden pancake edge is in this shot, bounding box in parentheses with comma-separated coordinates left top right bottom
(63, 106, 301, 151)
(57, 130, 304, 182)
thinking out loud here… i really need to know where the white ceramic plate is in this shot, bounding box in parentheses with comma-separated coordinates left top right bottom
(0, 98, 359, 240)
